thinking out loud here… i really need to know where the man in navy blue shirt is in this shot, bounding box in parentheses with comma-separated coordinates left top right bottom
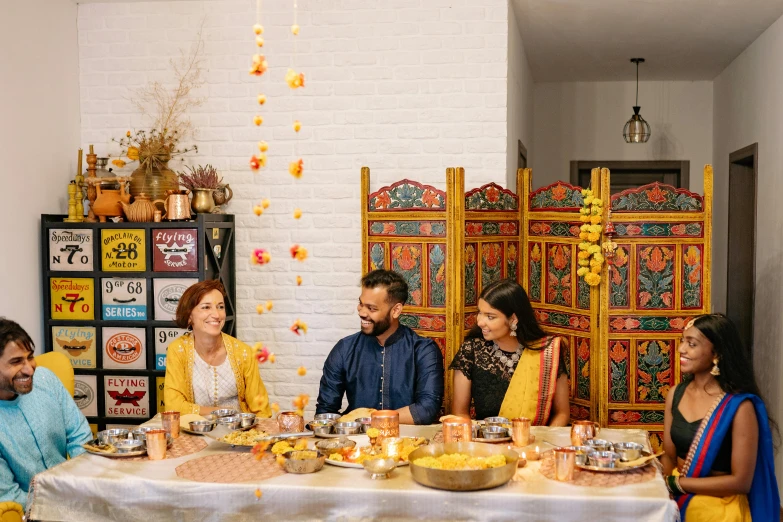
(316, 270, 444, 424)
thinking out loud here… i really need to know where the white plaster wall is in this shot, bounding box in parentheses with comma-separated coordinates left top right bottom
(77, 0, 509, 414)
(0, 0, 81, 351)
(713, 11, 783, 495)
(506, 0, 533, 191)
(531, 81, 713, 196)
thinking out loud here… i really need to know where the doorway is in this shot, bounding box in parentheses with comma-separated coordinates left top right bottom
(727, 144, 758, 359)
(518, 141, 527, 170)
(570, 160, 690, 193)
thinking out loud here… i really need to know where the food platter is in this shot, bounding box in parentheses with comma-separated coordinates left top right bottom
(82, 441, 147, 458)
(325, 458, 408, 469)
(576, 450, 654, 473)
(471, 436, 512, 444)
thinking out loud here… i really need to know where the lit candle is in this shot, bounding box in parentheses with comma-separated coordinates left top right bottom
(526, 446, 541, 461)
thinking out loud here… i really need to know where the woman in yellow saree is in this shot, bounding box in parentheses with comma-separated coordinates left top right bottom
(449, 279, 570, 425)
(661, 314, 779, 521)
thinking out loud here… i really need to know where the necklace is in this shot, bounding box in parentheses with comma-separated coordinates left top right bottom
(492, 342, 522, 368)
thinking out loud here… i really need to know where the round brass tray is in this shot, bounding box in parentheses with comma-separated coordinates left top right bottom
(408, 442, 519, 491)
(576, 450, 654, 473)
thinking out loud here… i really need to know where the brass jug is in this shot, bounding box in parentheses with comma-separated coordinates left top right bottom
(212, 184, 234, 213)
(163, 189, 192, 221)
(191, 188, 215, 214)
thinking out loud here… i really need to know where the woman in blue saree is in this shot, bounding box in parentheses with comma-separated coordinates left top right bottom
(661, 313, 779, 521)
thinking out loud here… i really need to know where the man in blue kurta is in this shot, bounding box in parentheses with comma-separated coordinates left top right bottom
(0, 319, 92, 509)
(316, 270, 444, 425)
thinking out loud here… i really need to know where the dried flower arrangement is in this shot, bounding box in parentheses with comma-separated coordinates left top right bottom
(111, 29, 206, 171)
(178, 164, 222, 190)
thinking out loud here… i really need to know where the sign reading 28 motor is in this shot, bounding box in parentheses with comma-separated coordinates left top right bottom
(101, 230, 146, 272)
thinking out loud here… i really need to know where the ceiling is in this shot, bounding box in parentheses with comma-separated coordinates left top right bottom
(512, 0, 783, 82)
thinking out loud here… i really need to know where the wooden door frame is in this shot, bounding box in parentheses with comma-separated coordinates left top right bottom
(518, 140, 528, 170)
(727, 143, 758, 359)
(569, 160, 690, 188)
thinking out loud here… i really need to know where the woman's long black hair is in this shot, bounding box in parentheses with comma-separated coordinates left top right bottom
(465, 279, 546, 350)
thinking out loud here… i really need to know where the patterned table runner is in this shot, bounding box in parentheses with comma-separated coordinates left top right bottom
(175, 452, 284, 483)
(538, 453, 656, 486)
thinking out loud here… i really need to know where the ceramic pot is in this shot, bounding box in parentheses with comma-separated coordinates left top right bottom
(93, 184, 130, 222)
(121, 193, 164, 222)
(191, 188, 215, 214)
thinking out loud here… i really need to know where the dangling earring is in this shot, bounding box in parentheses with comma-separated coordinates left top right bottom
(510, 322, 517, 337)
(710, 358, 720, 376)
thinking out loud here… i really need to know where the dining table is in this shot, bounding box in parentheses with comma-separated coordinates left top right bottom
(28, 422, 678, 522)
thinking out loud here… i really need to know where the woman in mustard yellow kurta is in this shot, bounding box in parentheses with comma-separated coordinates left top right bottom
(164, 280, 270, 417)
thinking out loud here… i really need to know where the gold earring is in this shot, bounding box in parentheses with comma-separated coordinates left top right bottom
(710, 358, 720, 376)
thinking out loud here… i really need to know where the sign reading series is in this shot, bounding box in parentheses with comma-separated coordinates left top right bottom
(102, 327, 146, 370)
(152, 229, 197, 272)
(101, 229, 146, 272)
(104, 375, 149, 418)
(153, 278, 198, 321)
(74, 375, 98, 417)
(51, 326, 96, 368)
(49, 229, 93, 271)
(50, 278, 95, 320)
(102, 278, 147, 320)
(154, 328, 187, 370)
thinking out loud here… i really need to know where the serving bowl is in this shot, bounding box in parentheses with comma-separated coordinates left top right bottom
(188, 420, 216, 433)
(218, 416, 242, 430)
(480, 426, 509, 440)
(355, 417, 373, 432)
(98, 429, 130, 445)
(212, 408, 239, 418)
(362, 457, 397, 479)
(314, 413, 341, 422)
(565, 445, 591, 466)
(114, 439, 145, 453)
(587, 450, 620, 469)
(408, 442, 519, 491)
(308, 420, 335, 436)
(613, 442, 644, 462)
(334, 421, 363, 435)
(315, 438, 357, 455)
(280, 450, 326, 474)
(240, 413, 257, 429)
(483, 416, 510, 427)
(584, 439, 614, 452)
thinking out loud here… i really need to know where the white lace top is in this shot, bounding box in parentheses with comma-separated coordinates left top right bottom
(192, 354, 240, 410)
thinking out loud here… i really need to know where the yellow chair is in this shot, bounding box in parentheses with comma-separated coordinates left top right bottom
(0, 352, 76, 521)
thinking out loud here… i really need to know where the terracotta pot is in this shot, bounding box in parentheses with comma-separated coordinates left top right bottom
(93, 184, 130, 222)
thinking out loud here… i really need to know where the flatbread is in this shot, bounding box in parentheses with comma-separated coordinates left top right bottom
(339, 408, 376, 422)
(180, 413, 207, 429)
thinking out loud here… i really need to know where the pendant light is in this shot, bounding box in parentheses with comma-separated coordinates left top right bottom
(623, 58, 651, 143)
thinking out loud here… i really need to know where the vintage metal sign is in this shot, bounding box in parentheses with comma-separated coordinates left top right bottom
(152, 228, 198, 272)
(104, 375, 149, 418)
(49, 229, 93, 271)
(74, 375, 98, 417)
(101, 229, 146, 272)
(154, 327, 187, 370)
(101, 278, 147, 320)
(50, 278, 95, 320)
(51, 326, 96, 369)
(153, 278, 198, 321)
(102, 327, 146, 370)
(156, 376, 166, 414)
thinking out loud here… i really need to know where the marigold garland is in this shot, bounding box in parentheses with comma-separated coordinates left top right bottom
(576, 187, 604, 286)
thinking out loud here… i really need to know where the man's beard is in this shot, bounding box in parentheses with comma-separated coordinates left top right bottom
(0, 372, 33, 397)
(363, 314, 393, 337)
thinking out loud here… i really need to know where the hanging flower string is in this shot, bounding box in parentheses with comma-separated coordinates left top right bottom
(577, 188, 605, 286)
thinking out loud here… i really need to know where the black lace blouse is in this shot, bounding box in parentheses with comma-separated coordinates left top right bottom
(449, 337, 566, 420)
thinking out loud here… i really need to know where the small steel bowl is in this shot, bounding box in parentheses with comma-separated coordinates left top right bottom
(281, 450, 326, 474)
(202, 413, 218, 423)
(114, 439, 144, 453)
(315, 438, 357, 455)
(314, 413, 341, 422)
(239, 413, 257, 429)
(480, 426, 510, 440)
(308, 420, 335, 436)
(212, 408, 239, 418)
(584, 438, 614, 452)
(98, 429, 130, 445)
(566, 445, 592, 466)
(218, 415, 242, 430)
(355, 417, 373, 432)
(483, 416, 510, 427)
(334, 421, 363, 435)
(613, 441, 644, 462)
(188, 420, 216, 433)
(587, 450, 620, 468)
(362, 457, 397, 479)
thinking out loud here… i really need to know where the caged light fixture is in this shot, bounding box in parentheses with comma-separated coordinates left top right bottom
(623, 58, 651, 143)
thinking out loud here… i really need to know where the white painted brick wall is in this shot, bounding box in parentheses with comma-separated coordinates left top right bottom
(78, 0, 509, 415)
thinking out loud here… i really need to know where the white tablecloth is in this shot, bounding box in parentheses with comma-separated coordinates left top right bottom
(29, 426, 677, 522)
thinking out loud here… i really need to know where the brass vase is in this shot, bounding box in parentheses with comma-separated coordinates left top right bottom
(191, 188, 215, 214)
(129, 157, 178, 201)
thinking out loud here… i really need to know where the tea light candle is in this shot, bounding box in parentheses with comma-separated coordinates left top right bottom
(522, 446, 541, 461)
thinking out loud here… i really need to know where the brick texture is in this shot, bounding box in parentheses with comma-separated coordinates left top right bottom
(78, 0, 509, 414)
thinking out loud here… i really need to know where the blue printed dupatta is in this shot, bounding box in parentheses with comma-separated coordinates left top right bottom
(676, 393, 779, 521)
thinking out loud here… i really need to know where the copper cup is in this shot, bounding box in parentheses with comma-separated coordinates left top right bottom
(161, 411, 180, 439)
(571, 420, 600, 446)
(146, 429, 167, 460)
(153, 210, 162, 222)
(277, 411, 305, 433)
(371, 410, 399, 442)
(553, 447, 576, 481)
(511, 417, 531, 447)
(442, 417, 472, 443)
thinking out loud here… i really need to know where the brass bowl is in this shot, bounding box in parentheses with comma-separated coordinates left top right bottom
(281, 450, 326, 474)
(315, 438, 356, 455)
(362, 457, 397, 479)
(408, 442, 519, 491)
(307, 420, 335, 436)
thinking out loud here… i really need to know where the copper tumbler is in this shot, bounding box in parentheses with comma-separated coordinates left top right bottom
(442, 417, 472, 443)
(146, 429, 167, 460)
(277, 411, 305, 433)
(571, 420, 600, 446)
(553, 447, 576, 481)
(161, 411, 180, 439)
(371, 410, 399, 442)
(511, 417, 531, 447)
